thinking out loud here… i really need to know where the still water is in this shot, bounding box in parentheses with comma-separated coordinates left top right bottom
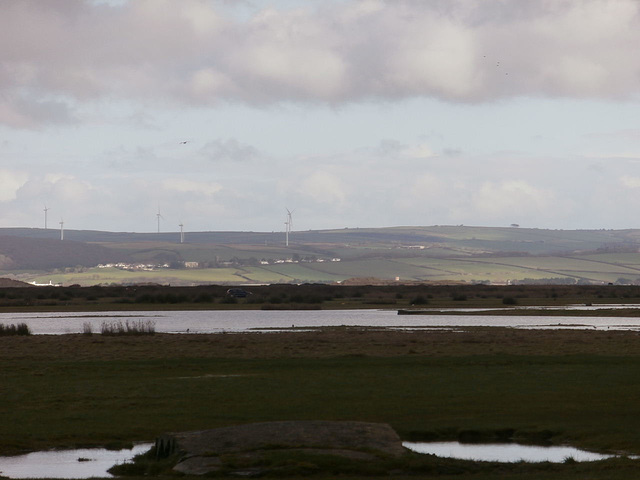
(0, 444, 152, 479)
(0, 441, 614, 478)
(2, 309, 640, 335)
(403, 441, 613, 463)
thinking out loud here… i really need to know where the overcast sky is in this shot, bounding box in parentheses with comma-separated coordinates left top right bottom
(2, 0, 640, 233)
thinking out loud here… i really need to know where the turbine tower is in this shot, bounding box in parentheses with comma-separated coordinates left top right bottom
(179, 222, 184, 244)
(44, 205, 49, 229)
(59, 219, 64, 241)
(285, 208, 294, 247)
(156, 206, 164, 234)
(285, 221, 289, 247)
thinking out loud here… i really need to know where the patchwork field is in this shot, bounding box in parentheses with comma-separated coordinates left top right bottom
(5, 226, 640, 286)
(17, 252, 640, 287)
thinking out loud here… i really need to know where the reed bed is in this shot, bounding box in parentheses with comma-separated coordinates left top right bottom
(0, 322, 30, 336)
(100, 319, 155, 336)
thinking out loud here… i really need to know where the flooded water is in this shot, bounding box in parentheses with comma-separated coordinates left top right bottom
(0, 444, 152, 479)
(0, 441, 614, 478)
(403, 441, 613, 463)
(2, 308, 640, 335)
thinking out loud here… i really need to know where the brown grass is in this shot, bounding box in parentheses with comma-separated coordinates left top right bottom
(3, 327, 640, 362)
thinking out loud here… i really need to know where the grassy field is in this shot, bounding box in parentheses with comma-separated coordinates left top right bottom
(10, 225, 640, 287)
(16, 251, 640, 286)
(3, 325, 640, 478)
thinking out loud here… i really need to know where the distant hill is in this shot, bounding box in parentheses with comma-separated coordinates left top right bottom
(0, 235, 130, 269)
(4, 226, 640, 286)
(0, 278, 33, 287)
(2, 226, 639, 254)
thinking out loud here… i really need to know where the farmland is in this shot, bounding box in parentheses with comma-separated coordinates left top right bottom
(3, 226, 640, 286)
(17, 252, 640, 287)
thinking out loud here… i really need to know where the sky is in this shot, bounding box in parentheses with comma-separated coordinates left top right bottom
(1, 0, 640, 233)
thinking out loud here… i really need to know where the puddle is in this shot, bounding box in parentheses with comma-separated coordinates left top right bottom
(403, 441, 614, 463)
(0, 440, 621, 477)
(0, 444, 152, 479)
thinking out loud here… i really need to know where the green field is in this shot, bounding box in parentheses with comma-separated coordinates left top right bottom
(18, 252, 640, 286)
(3, 328, 640, 478)
(7, 225, 640, 286)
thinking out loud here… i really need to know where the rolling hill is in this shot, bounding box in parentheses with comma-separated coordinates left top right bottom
(2, 226, 640, 286)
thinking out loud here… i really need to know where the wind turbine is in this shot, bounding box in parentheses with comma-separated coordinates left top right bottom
(59, 219, 64, 241)
(179, 222, 185, 244)
(285, 220, 289, 247)
(285, 208, 294, 247)
(156, 206, 164, 234)
(44, 205, 49, 229)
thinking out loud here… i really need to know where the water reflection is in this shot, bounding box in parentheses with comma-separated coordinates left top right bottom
(403, 441, 613, 463)
(0, 444, 152, 479)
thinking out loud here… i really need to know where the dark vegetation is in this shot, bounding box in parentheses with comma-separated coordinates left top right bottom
(1, 283, 640, 311)
(0, 322, 30, 335)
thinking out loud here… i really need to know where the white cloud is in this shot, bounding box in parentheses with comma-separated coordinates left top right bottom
(162, 178, 222, 197)
(620, 176, 640, 189)
(298, 171, 347, 205)
(0, 170, 28, 202)
(51, 177, 94, 203)
(472, 180, 556, 220)
(401, 144, 437, 159)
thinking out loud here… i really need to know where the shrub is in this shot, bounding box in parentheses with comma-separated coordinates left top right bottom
(194, 293, 213, 303)
(411, 295, 429, 305)
(502, 297, 518, 305)
(0, 323, 31, 336)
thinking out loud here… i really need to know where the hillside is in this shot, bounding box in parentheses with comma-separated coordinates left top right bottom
(3, 226, 640, 286)
(2, 225, 638, 254)
(0, 235, 130, 270)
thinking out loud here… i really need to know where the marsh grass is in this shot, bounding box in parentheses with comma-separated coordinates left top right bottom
(4, 328, 640, 478)
(100, 319, 155, 335)
(108, 447, 176, 476)
(0, 322, 30, 335)
(81, 322, 93, 336)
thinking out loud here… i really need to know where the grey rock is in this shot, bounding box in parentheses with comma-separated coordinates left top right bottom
(161, 420, 406, 476)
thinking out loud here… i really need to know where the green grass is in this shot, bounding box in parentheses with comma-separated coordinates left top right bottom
(107, 241, 321, 263)
(0, 355, 635, 450)
(15, 243, 640, 286)
(248, 264, 347, 283)
(4, 328, 640, 478)
(30, 266, 248, 286)
(3, 336, 640, 454)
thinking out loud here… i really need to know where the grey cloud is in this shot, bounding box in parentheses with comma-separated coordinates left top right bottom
(442, 148, 463, 157)
(2, 0, 640, 128)
(201, 139, 260, 163)
(0, 94, 75, 129)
